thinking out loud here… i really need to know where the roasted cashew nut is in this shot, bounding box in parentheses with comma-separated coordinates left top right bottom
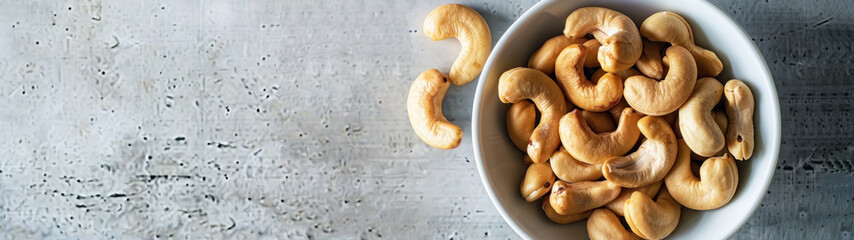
(559, 108, 641, 164)
(604, 180, 663, 216)
(665, 140, 738, 210)
(564, 7, 642, 72)
(635, 39, 666, 80)
(583, 110, 617, 133)
(724, 79, 755, 160)
(521, 162, 556, 202)
(542, 197, 593, 224)
(641, 11, 724, 77)
(550, 147, 602, 182)
(555, 44, 623, 111)
(407, 69, 463, 149)
(588, 209, 642, 240)
(528, 35, 587, 75)
(603, 116, 678, 188)
(549, 180, 621, 215)
(499, 67, 568, 163)
(583, 39, 602, 68)
(507, 100, 537, 152)
(624, 188, 681, 240)
(423, 4, 491, 85)
(679, 77, 725, 157)
(624, 46, 697, 116)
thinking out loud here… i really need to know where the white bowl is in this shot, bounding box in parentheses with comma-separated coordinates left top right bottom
(471, 0, 781, 239)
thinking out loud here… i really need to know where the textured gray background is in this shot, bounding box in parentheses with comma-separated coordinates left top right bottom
(0, 0, 851, 239)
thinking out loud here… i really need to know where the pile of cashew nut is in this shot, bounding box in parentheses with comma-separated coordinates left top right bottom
(506, 7, 756, 239)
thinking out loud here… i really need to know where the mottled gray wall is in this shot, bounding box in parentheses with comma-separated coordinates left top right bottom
(0, 0, 851, 239)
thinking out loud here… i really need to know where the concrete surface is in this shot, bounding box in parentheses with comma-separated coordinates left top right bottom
(0, 0, 851, 239)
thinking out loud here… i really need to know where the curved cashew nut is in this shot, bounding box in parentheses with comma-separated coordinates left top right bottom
(679, 77, 725, 157)
(542, 198, 593, 224)
(635, 39, 666, 80)
(423, 4, 491, 85)
(407, 69, 462, 149)
(603, 116, 678, 188)
(583, 110, 616, 133)
(564, 7, 642, 72)
(507, 100, 537, 152)
(624, 188, 681, 240)
(499, 67, 568, 163)
(550, 147, 602, 182)
(665, 140, 738, 210)
(624, 46, 697, 116)
(555, 44, 623, 112)
(559, 108, 641, 164)
(588, 209, 642, 240)
(549, 180, 621, 215)
(604, 180, 663, 216)
(521, 162, 556, 202)
(725, 79, 755, 160)
(640, 11, 723, 77)
(528, 35, 587, 75)
(583, 39, 602, 68)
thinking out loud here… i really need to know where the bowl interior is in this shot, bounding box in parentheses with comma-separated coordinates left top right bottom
(472, 0, 781, 239)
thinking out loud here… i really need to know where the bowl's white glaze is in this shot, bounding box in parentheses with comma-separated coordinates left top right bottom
(471, 0, 781, 239)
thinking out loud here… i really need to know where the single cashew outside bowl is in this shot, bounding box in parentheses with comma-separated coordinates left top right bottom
(550, 147, 602, 182)
(640, 11, 724, 77)
(588, 208, 642, 240)
(499, 67, 568, 163)
(559, 108, 641, 164)
(635, 39, 666, 80)
(407, 69, 463, 149)
(604, 180, 663, 216)
(603, 116, 678, 188)
(564, 7, 642, 73)
(724, 79, 755, 160)
(507, 100, 537, 152)
(423, 4, 491, 85)
(528, 35, 587, 75)
(624, 188, 681, 240)
(542, 197, 593, 224)
(549, 180, 621, 215)
(624, 46, 697, 116)
(521, 162, 556, 202)
(555, 44, 623, 112)
(679, 77, 725, 157)
(665, 140, 739, 210)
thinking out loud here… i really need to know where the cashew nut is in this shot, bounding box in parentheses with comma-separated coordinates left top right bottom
(423, 4, 491, 85)
(724, 79, 755, 160)
(592, 68, 642, 84)
(499, 67, 568, 163)
(521, 162, 556, 202)
(604, 180, 663, 216)
(528, 35, 587, 75)
(507, 100, 537, 152)
(549, 180, 621, 215)
(407, 69, 463, 149)
(603, 116, 678, 188)
(714, 109, 728, 134)
(624, 46, 697, 116)
(679, 77, 725, 157)
(635, 39, 666, 80)
(559, 108, 641, 164)
(555, 44, 623, 111)
(588, 209, 642, 240)
(624, 188, 681, 240)
(665, 140, 738, 210)
(583, 110, 616, 133)
(583, 39, 602, 68)
(542, 197, 593, 224)
(564, 7, 642, 72)
(550, 147, 602, 182)
(640, 11, 723, 77)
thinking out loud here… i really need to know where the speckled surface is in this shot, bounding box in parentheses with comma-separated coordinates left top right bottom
(0, 0, 851, 239)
